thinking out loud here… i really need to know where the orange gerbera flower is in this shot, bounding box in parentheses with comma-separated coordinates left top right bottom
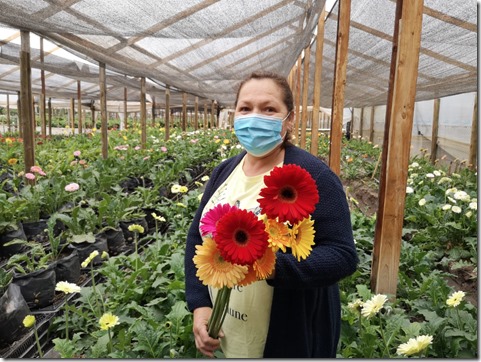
(253, 246, 276, 279)
(193, 238, 248, 289)
(215, 208, 268, 265)
(237, 265, 258, 287)
(264, 217, 291, 252)
(257, 164, 319, 224)
(290, 216, 316, 261)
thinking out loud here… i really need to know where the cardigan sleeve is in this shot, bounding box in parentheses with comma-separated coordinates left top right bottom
(267, 149, 359, 289)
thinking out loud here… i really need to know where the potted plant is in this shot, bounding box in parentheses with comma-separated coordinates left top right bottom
(54, 206, 107, 266)
(0, 192, 29, 257)
(6, 241, 57, 309)
(0, 267, 31, 346)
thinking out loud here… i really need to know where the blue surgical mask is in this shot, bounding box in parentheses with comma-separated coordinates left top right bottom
(234, 113, 290, 157)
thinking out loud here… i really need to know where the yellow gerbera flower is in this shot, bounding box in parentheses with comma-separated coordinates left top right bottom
(23, 315, 36, 328)
(264, 218, 291, 252)
(446, 290, 465, 307)
(193, 237, 248, 289)
(128, 224, 145, 234)
(290, 216, 315, 261)
(81, 250, 100, 268)
(99, 312, 120, 330)
(8, 158, 18, 165)
(179, 186, 188, 193)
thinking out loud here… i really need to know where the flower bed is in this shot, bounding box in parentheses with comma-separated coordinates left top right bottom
(0, 127, 477, 358)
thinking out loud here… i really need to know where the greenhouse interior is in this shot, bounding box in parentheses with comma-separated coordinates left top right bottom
(0, 0, 477, 358)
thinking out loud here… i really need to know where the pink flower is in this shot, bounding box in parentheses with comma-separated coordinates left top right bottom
(38, 170, 46, 176)
(200, 203, 238, 238)
(65, 183, 80, 192)
(73, 150, 81, 157)
(134, 146, 141, 150)
(25, 173, 35, 180)
(143, 156, 150, 160)
(30, 165, 43, 173)
(161, 146, 168, 152)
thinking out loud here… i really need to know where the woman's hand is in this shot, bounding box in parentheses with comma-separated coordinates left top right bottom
(193, 307, 224, 358)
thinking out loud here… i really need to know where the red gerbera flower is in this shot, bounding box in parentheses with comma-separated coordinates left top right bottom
(257, 164, 319, 224)
(200, 203, 237, 237)
(215, 208, 268, 265)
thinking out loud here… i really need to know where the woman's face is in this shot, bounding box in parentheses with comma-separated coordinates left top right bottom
(235, 78, 293, 134)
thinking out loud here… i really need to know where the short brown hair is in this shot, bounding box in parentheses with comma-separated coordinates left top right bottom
(234, 71, 294, 112)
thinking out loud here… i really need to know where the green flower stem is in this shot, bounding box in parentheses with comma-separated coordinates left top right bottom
(378, 315, 391, 358)
(107, 329, 112, 354)
(208, 286, 232, 339)
(65, 301, 69, 340)
(134, 233, 139, 272)
(33, 325, 44, 358)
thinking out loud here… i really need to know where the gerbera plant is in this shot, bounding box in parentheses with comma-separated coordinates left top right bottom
(193, 164, 319, 338)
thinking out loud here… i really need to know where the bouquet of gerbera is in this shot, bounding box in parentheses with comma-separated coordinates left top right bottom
(193, 164, 319, 338)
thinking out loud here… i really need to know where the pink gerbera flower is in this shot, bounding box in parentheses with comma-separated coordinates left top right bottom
(161, 146, 168, 152)
(200, 203, 237, 237)
(65, 182, 80, 192)
(25, 172, 35, 180)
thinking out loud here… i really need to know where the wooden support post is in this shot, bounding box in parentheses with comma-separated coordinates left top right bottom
(124, 87, 128, 129)
(151, 96, 156, 127)
(40, 37, 46, 138)
(48, 97, 52, 136)
(6, 94, 10, 133)
(194, 96, 199, 130)
(310, 7, 326, 156)
(140, 77, 147, 148)
(204, 103, 208, 130)
(430, 98, 440, 164)
(468, 94, 477, 170)
(99, 62, 108, 159)
(211, 100, 216, 128)
(300, 46, 311, 149)
(359, 107, 364, 139)
(294, 55, 302, 145)
(70, 98, 75, 134)
(165, 86, 170, 141)
(20, 30, 35, 174)
(77, 81, 82, 134)
(182, 92, 187, 131)
(17, 91, 22, 137)
(369, 106, 375, 143)
(329, 0, 351, 176)
(371, 0, 424, 298)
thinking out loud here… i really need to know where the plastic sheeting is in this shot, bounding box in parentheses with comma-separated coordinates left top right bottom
(0, 0, 477, 109)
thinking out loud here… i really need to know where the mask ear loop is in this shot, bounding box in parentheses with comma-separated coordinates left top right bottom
(280, 111, 292, 139)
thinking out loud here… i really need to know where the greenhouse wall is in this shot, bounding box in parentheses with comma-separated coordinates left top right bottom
(351, 92, 476, 164)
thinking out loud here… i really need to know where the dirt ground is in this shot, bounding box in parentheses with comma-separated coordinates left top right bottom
(343, 179, 478, 307)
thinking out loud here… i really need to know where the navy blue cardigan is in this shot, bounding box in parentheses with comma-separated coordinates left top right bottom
(185, 144, 358, 357)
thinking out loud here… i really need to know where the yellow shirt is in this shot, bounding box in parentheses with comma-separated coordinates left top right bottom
(201, 156, 282, 358)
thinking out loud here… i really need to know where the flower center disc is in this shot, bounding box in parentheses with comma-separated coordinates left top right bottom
(280, 186, 297, 203)
(234, 229, 248, 245)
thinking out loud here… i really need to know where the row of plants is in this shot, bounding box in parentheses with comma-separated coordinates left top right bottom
(0, 126, 477, 358)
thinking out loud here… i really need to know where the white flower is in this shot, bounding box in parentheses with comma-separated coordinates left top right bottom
(406, 186, 414, 194)
(426, 173, 435, 178)
(171, 184, 182, 193)
(410, 162, 419, 168)
(407, 178, 413, 185)
(451, 206, 462, 214)
(55, 281, 81, 294)
(437, 177, 452, 185)
(361, 294, 388, 319)
(453, 191, 470, 201)
(448, 197, 457, 204)
(465, 211, 473, 218)
(418, 198, 426, 206)
(201, 175, 210, 182)
(433, 170, 441, 176)
(468, 202, 477, 210)
(445, 187, 458, 195)
(441, 204, 452, 211)
(396, 335, 433, 356)
(446, 290, 465, 307)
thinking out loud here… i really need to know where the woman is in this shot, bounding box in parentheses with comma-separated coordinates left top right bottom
(184, 71, 358, 358)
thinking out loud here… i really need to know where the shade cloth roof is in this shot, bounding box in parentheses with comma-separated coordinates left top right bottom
(0, 0, 477, 109)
